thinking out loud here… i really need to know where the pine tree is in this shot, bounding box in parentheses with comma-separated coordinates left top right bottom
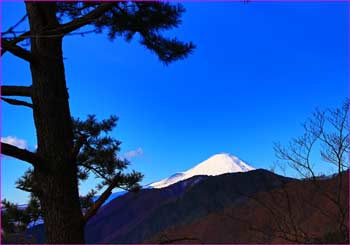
(1, 195, 41, 235)
(1, 2, 194, 243)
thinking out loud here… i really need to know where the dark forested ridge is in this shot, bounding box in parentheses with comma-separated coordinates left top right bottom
(27, 169, 296, 243)
(18, 169, 350, 243)
(148, 171, 349, 244)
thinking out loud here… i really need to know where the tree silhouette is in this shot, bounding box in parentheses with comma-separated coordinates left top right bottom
(217, 100, 349, 243)
(1, 194, 42, 243)
(274, 99, 349, 242)
(1, 2, 194, 243)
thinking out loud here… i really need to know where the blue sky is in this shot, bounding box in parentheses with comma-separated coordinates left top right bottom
(1, 2, 348, 204)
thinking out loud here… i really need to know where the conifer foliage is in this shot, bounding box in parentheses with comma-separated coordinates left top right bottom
(1, 2, 194, 243)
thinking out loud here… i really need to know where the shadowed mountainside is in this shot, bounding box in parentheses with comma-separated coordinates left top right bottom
(26, 170, 348, 244)
(148, 171, 349, 244)
(85, 169, 292, 243)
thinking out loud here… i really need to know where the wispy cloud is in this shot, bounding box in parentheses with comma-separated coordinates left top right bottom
(1, 136, 28, 149)
(124, 147, 144, 160)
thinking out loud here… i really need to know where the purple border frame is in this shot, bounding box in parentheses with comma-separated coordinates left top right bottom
(0, 0, 349, 245)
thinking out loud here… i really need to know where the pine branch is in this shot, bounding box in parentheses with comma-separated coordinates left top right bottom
(1, 85, 32, 97)
(72, 134, 88, 159)
(1, 39, 32, 62)
(1, 97, 33, 108)
(79, 161, 106, 180)
(83, 177, 118, 223)
(1, 31, 30, 56)
(50, 3, 114, 36)
(1, 142, 38, 166)
(2, 14, 28, 35)
(16, 185, 34, 193)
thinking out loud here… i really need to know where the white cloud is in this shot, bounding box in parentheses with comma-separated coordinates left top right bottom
(124, 147, 144, 160)
(1, 136, 28, 149)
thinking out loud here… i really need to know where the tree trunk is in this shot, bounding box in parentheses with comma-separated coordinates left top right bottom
(25, 3, 85, 243)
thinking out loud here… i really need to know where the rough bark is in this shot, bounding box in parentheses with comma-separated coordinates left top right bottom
(25, 2, 85, 243)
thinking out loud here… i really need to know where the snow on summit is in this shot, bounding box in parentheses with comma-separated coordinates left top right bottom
(149, 153, 255, 189)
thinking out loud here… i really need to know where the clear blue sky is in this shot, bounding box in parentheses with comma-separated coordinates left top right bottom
(1, 2, 348, 204)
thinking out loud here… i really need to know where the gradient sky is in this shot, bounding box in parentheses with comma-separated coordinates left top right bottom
(1, 2, 348, 204)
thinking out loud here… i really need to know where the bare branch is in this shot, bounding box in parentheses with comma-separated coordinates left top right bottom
(1, 38, 32, 62)
(1, 97, 33, 108)
(274, 99, 350, 239)
(1, 142, 38, 166)
(1, 85, 32, 97)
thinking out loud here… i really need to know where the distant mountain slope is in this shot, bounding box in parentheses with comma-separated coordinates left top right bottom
(27, 175, 208, 244)
(149, 153, 255, 188)
(84, 175, 208, 243)
(86, 169, 291, 243)
(148, 172, 349, 244)
(92, 190, 127, 206)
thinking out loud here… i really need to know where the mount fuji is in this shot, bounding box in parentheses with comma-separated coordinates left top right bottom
(89, 153, 254, 206)
(148, 153, 255, 189)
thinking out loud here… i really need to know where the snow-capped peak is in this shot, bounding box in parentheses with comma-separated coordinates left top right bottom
(149, 153, 255, 189)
